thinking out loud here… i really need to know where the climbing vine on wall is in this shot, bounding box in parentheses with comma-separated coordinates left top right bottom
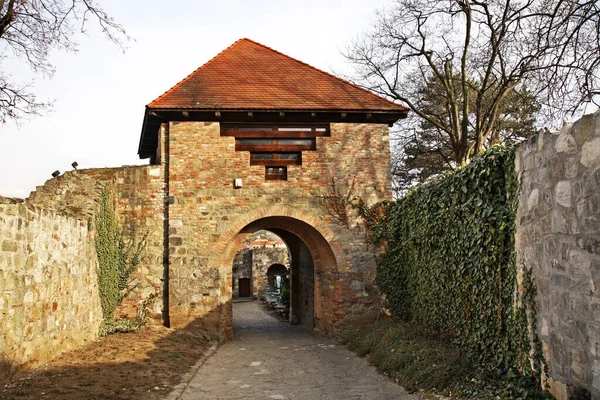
(375, 144, 539, 374)
(95, 183, 146, 334)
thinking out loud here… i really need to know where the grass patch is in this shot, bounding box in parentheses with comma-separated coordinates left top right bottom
(339, 318, 551, 399)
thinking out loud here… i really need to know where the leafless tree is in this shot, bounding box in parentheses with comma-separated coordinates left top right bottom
(0, 0, 127, 123)
(347, 0, 600, 168)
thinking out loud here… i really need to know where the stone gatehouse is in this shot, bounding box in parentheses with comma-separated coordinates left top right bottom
(136, 38, 407, 338)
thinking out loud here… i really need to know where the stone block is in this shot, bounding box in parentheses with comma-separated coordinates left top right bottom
(566, 156, 581, 179)
(556, 181, 573, 208)
(570, 347, 588, 383)
(549, 155, 566, 179)
(582, 138, 600, 168)
(529, 189, 540, 210)
(552, 211, 570, 234)
(2, 240, 18, 252)
(556, 133, 578, 155)
(590, 195, 600, 215)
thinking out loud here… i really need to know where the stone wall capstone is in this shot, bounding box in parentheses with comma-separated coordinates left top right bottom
(515, 111, 600, 399)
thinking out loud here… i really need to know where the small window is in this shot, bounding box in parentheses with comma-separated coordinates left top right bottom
(265, 166, 287, 180)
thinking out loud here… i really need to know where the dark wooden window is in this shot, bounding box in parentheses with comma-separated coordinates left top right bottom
(250, 153, 301, 166)
(265, 167, 287, 180)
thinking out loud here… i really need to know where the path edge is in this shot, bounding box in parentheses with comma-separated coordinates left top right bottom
(166, 341, 219, 400)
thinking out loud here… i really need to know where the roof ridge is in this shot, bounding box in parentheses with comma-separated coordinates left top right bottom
(148, 38, 406, 111)
(147, 38, 248, 108)
(240, 38, 404, 110)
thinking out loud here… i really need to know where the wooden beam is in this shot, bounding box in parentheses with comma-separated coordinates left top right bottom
(182, 111, 189, 118)
(279, 112, 285, 117)
(236, 144, 315, 152)
(366, 113, 372, 119)
(341, 112, 347, 119)
(220, 130, 329, 138)
(311, 112, 316, 118)
(250, 159, 301, 166)
(247, 111, 254, 117)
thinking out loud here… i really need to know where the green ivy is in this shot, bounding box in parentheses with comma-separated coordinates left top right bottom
(376, 144, 538, 375)
(95, 183, 146, 334)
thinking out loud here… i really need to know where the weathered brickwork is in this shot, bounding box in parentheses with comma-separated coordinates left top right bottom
(163, 121, 391, 338)
(515, 111, 600, 399)
(0, 198, 101, 373)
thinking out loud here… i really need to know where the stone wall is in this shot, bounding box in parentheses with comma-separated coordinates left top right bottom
(251, 246, 290, 296)
(515, 111, 600, 399)
(26, 166, 167, 321)
(163, 121, 391, 337)
(232, 249, 252, 298)
(0, 198, 101, 373)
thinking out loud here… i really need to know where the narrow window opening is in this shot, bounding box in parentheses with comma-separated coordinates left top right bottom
(265, 167, 287, 181)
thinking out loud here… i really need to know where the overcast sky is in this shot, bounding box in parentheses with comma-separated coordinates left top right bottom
(0, 0, 391, 198)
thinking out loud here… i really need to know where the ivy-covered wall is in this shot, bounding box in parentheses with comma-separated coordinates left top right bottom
(377, 145, 535, 374)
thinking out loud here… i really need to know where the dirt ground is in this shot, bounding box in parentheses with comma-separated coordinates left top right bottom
(1, 321, 211, 400)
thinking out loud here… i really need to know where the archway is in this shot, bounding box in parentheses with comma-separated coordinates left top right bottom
(213, 212, 339, 339)
(266, 264, 288, 290)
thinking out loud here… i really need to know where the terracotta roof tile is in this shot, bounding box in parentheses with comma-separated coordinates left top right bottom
(147, 38, 407, 112)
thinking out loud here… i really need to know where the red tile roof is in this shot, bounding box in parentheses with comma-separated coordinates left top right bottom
(147, 38, 407, 113)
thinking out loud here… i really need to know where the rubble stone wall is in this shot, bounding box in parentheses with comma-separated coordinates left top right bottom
(515, 111, 600, 399)
(0, 198, 101, 372)
(25, 166, 166, 321)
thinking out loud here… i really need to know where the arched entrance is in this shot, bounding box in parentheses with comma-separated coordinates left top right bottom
(213, 211, 339, 339)
(266, 264, 287, 290)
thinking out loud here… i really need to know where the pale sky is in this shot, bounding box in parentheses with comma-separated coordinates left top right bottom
(0, 0, 390, 198)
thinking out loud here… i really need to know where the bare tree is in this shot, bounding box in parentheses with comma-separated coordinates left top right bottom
(0, 0, 127, 123)
(347, 0, 600, 168)
(391, 76, 539, 194)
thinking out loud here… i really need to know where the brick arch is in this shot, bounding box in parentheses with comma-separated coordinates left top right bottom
(213, 205, 340, 262)
(208, 206, 341, 338)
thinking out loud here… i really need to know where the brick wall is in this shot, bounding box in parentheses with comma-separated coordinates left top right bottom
(163, 120, 391, 338)
(515, 111, 600, 399)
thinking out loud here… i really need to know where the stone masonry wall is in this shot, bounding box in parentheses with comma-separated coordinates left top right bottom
(26, 166, 166, 321)
(0, 197, 101, 373)
(515, 111, 600, 399)
(164, 121, 391, 337)
(251, 246, 290, 296)
(232, 249, 252, 298)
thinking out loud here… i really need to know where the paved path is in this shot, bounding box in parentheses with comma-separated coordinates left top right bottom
(177, 301, 418, 400)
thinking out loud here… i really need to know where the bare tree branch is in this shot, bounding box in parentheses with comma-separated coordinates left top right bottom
(0, 0, 128, 122)
(345, 0, 600, 177)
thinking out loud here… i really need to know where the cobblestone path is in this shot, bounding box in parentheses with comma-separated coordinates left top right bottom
(177, 301, 418, 400)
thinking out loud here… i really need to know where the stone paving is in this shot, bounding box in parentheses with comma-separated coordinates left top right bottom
(177, 301, 418, 400)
